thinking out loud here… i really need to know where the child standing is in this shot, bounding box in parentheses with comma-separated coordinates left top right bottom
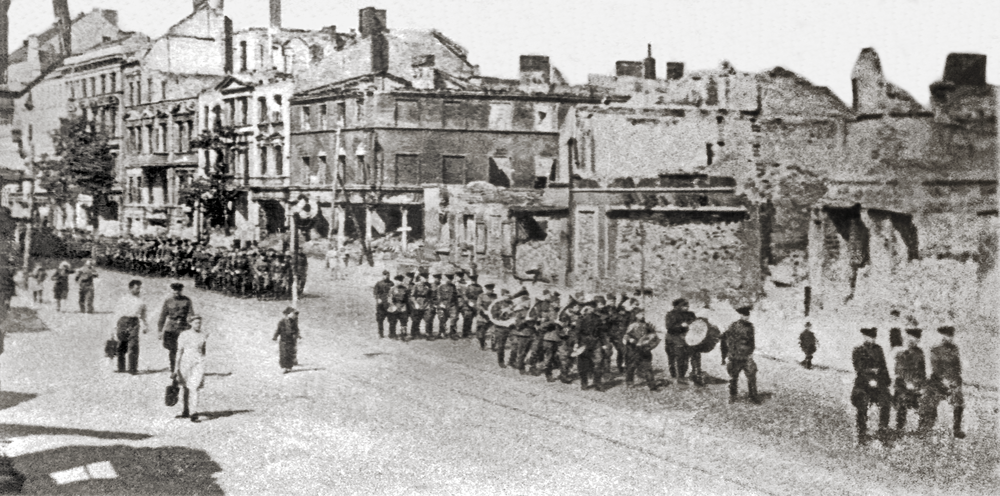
(799, 321, 817, 369)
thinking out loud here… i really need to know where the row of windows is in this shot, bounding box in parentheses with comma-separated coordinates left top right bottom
(294, 100, 555, 132)
(126, 120, 194, 155)
(67, 72, 117, 99)
(204, 95, 284, 130)
(126, 77, 169, 107)
(79, 107, 119, 135)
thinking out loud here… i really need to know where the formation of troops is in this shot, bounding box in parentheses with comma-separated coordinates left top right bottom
(95, 237, 307, 300)
(374, 268, 969, 446)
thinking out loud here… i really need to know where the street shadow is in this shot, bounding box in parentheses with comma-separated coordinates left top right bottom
(196, 409, 252, 421)
(0, 307, 51, 334)
(285, 367, 325, 374)
(0, 392, 37, 411)
(0, 424, 150, 441)
(700, 374, 730, 385)
(132, 368, 169, 376)
(204, 372, 232, 377)
(363, 352, 387, 358)
(601, 378, 625, 390)
(300, 293, 323, 299)
(11, 445, 223, 495)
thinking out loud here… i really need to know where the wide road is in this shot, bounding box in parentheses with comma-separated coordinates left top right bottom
(1, 261, 997, 495)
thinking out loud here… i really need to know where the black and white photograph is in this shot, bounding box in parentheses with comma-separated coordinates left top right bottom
(0, 0, 997, 494)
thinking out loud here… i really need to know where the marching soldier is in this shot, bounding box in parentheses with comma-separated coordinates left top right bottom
(509, 289, 535, 373)
(75, 260, 99, 314)
(461, 274, 483, 339)
(474, 283, 497, 350)
(387, 275, 410, 340)
(425, 274, 441, 339)
(409, 273, 432, 339)
(894, 328, 926, 432)
(665, 298, 697, 381)
(624, 308, 660, 390)
(488, 289, 515, 368)
(373, 270, 393, 339)
(436, 272, 459, 340)
(918, 326, 966, 439)
(851, 327, 892, 445)
(525, 290, 555, 374)
(158, 282, 195, 373)
(722, 306, 760, 404)
(575, 300, 610, 391)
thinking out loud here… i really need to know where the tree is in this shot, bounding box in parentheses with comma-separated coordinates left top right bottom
(183, 127, 242, 237)
(36, 115, 116, 232)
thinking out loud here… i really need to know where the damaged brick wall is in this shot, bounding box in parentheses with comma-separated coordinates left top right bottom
(512, 215, 568, 285)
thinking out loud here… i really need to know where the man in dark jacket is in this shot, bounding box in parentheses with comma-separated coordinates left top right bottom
(665, 298, 697, 380)
(576, 301, 610, 391)
(373, 271, 393, 339)
(158, 282, 194, 373)
(387, 275, 409, 340)
(408, 273, 432, 339)
(918, 326, 965, 439)
(460, 275, 483, 339)
(475, 283, 497, 350)
(851, 327, 892, 445)
(436, 273, 459, 340)
(893, 328, 926, 432)
(75, 260, 99, 313)
(722, 306, 759, 404)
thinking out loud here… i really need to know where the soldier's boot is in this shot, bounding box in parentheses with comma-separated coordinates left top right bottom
(953, 407, 966, 439)
(497, 351, 507, 369)
(804, 355, 813, 369)
(593, 374, 604, 392)
(896, 408, 908, 432)
(856, 409, 869, 446)
(477, 338, 486, 350)
(545, 370, 555, 382)
(580, 377, 589, 390)
(728, 381, 738, 403)
(916, 411, 936, 437)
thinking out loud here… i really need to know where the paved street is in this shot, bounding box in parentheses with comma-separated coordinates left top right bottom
(1, 260, 998, 495)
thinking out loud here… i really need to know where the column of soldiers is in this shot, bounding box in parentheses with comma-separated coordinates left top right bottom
(96, 237, 307, 301)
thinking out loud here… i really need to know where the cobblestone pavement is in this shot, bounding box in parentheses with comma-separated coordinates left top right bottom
(0, 261, 997, 495)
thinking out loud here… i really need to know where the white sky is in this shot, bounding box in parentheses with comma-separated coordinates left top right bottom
(9, 0, 998, 105)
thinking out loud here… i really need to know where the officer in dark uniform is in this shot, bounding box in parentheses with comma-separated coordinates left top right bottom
(918, 326, 966, 439)
(722, 306, 760, 404)
(665, 298, 697, 380)
(157, 282, 194, 373)
(425, 274, 441, 339)
(436, 273, 459, 339)
(460, 275, 483, 338)
(525, 290, 554, 374)
(387, 275, 409, 340)
(851, 327, 892, 445)
(475, 283, 497, 350)
(409, 273, 431, 339)
(575, 300, 610, 391)
(373, 270, 393, 339)
(509, 290, 536, 372)
(489, 289, 514, 367)
(893, 328, 926, 432)
(537, 321, 564, 382)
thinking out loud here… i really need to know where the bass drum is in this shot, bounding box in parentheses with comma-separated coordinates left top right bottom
(685, 318, 721, 354)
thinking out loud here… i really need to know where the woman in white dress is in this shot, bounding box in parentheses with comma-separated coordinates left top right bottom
(172, 314, 207, 422)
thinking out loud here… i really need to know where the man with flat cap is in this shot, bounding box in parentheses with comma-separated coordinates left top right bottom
(475, 283, 498, 350)
(893, 327, 926, 432)
(918, 326, 966, 439)
(665, 298, 697, 381)
(387, 275, 410, 340)
(851, 327, 892, 445)
(373, 271, 393, 339)
(722, 306, 760, 404)
(158, 282, 194, 373)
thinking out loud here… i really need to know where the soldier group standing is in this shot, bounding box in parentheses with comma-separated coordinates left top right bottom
(97, 237, 307, 300)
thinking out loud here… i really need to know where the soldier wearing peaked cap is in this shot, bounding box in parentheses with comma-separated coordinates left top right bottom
(436, 272, 459, 339)
(424, 274, 441, 339)
(665, 298, 697, 380)
(893, 327, 926, 432)
(158, 282, 194, 373)
(387, 275, 410, 340)
(460, 274, 483, 339)
(475, 283, 498, 350)
(918, 326, 966, 439)
(408, 273, 432, 339)
(851, 327, 892, 445)
(722, 306, 760, 403)
(373, 271, 393, 339)
(489, 289, 516, 367)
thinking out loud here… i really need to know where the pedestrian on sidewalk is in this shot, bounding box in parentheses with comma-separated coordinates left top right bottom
(917, 326, 966, 439)
(851, 327, 892, 446)
(75, 260, 99, 314)
(799, 322, 817, 369)
(158, 282, 194, 373)
(113, 279, 150, 374)
(273, 307, 300, 373)
(27, 264, 46, 306)
(173, 314, 207, 423)
(722, 306, 760, 404)
(51, 262, 73, 312)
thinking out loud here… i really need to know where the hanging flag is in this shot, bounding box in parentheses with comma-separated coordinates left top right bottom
(370, 210, 386, 234)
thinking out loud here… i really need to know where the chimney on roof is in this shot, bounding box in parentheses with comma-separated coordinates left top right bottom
(223, 16, 233, 74)
(359, 7, 387, 38)
(519, 55, 551, 93)
(666, 62, 684, 80)
(615, 61, 643, 78)
(269, 0, 281, 31)
(53, 0, 71, 57)
(643, 44, 656, 79)
(851, 47, 886, 114)
(943, 53, 987, 86)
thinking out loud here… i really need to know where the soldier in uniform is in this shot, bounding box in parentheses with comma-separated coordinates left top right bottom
(436, 273, 459, 340)
(624, 308, 660, 390)
(387, 275, 410, 340)
(424, 274, 441, 339)
(488, 289, 514, 368)
(893, 328, 926, 432)
(722, 306, 760, 404)
(851, 327, 892, 445)
(75, 260, 99, 314)
(575, 300, 610, 391)
(373, 270, 393, 339)
(158, 282, 195, 373)
(408, 273, 432, 339)
(665, 298, 697, 381)
(525, 290, 555, 373)
(460, 275, 483, 339)
(474, 283, 497, 350)
(918, 326, 966, 439)
(509, 290, 536, 373)
(607, 294, 634, 374)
